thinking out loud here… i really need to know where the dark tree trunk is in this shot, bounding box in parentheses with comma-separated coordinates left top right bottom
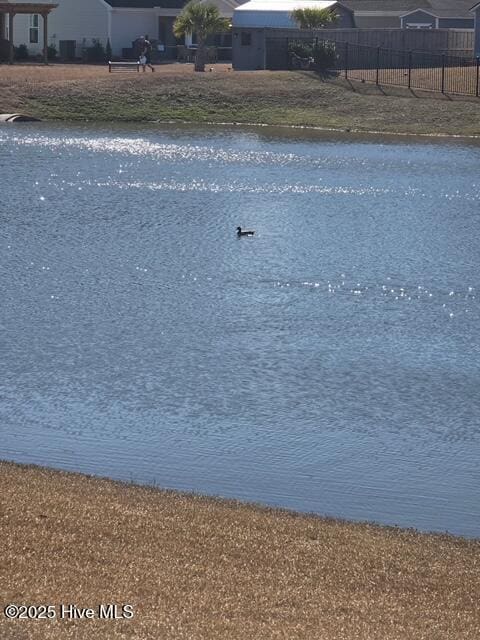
(194, 36, 206, 72)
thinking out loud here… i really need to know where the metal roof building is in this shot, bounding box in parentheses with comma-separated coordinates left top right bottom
(233, 0, 354, 28)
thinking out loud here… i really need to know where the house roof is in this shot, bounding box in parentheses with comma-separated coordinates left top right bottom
(103, 0, 475, 14)
(0, 1, 57, 12)
(341, 0, 474, 18)
(103, 0, 159, 6)
(103, 0, 195, 7)
(104, 0, 234, 7)
(199, 0, 244, 10)
(235, 0, 340, 11)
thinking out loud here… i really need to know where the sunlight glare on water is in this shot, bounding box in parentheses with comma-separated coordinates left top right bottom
(0, 122, 479, 537)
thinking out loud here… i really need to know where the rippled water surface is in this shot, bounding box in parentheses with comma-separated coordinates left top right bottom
(1, 123, 479, 536)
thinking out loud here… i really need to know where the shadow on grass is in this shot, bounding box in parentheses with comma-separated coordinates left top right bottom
(296, 68, 338, 82)
(293, 68, 477, 103)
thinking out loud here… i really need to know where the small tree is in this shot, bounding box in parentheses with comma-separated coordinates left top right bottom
(47, 43, 57, 60)
(173, 0, 230, 72)
(290, 7, 338, 30)
(106, 38, 112, 62)
(312, 40, 336, 69)
(86, 39, 106, 63)
(288, 40, 337, 70)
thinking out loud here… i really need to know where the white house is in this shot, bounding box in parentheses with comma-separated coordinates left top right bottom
(0, 1, 58, 63)
(1, 0, 240, 61)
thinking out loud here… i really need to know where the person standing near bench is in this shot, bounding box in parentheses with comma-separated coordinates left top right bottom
(142, 35, 155, 72)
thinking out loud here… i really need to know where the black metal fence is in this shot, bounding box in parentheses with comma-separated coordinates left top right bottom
(270, 37, 480, 97)
(331, 40, 480, 96)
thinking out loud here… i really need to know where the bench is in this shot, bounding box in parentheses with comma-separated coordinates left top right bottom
(108, 61, 140, 73)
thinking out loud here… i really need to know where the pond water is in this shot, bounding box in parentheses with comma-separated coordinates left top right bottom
(1, 122, 479, 537)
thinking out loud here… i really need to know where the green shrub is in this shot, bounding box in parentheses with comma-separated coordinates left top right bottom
(85, 39, 106, 63)
(106, 38, 112, 62)
(288, 40, 337, 70)
(14, 44, 29, 61)
(288, 41, 313, 60)
(47, 44, 57, 60)
(312, 41, 337, 69)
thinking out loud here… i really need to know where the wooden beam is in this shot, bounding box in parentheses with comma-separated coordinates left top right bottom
(42, 12, 48, 64)
(0, 4, 57, 13)
(8, 11, 13, 65)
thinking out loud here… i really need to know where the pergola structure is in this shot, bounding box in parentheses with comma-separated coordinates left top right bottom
(0, 2, 57, 64)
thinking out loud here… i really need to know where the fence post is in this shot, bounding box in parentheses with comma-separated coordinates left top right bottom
(476, 57, 480, 98)
(408, 50, 412, 89)
(345, 41, 348, 80)
(376, 46, 380, 85)
(441, 54, 445, 94)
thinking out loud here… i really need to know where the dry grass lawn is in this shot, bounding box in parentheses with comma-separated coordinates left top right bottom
(0, 461, 479, 640)
(0, 62, 479, 135)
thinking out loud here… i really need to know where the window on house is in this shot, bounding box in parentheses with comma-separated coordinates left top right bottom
(405, 21, 433, 29)
(241, 32, 251, 46)
(29, 14, 39, 44)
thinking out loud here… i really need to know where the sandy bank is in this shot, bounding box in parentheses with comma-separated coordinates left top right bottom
(0, 461, 479, 639)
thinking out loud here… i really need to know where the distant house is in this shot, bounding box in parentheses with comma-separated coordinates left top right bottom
(0, 1, 58, 63)
(1, 0, 239, 60)
(472, 1, 480, 55)
(400, 0, 475, 29)
(233, 0, 354, 29)
(2, 0, 474, 62)
(474, 1, 480, 55)
(341, 0, 475, 29)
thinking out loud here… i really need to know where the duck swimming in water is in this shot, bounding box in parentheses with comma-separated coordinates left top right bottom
(237, 226, 255, 237)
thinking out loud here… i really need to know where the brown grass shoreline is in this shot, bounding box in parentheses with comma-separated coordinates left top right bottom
(0, 63, 479, 136)
(1, 460, 479, 639)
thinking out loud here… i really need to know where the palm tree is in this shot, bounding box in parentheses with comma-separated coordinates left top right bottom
(290, 7, 338, 29)
(173, 0, 231, 72)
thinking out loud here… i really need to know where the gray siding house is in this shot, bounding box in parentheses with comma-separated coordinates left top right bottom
(341, 0, 475, 29)
(472, 1, 480, 54)
(400, 1, 475, 29)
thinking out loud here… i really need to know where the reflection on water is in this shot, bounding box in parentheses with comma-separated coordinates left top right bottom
(1, 123, 479, 537)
